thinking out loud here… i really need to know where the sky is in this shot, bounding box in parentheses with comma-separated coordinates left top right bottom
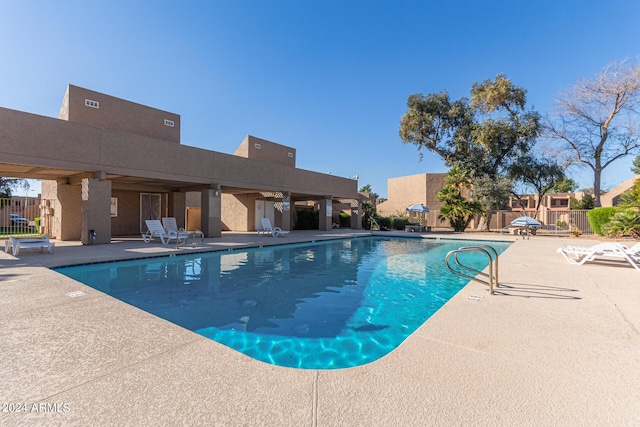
(2, 0, 640, 198)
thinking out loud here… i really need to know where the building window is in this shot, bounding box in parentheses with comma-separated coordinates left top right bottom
(85, 99, 99, 108)
(288, 152, 294, 158)
(164, 119, 174, 127)
(254, 143, 261, 149)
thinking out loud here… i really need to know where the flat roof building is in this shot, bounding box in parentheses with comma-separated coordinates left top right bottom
(0, 85, 361, 243)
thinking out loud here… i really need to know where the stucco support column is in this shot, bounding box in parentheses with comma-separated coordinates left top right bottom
(350, 200, 362, 230)
(201, 185, 221, 238)
(81, 176, 111, 245)
(42, 180, 83, 241)
(168, 192, 186, 228)
(318, 196, 333, 231)
(277, 192, 291, 231)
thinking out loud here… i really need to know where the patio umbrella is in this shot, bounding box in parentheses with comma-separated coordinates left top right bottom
(510, 216, 541, 227)
(406, 204, 430, 213)
(406, 204, 430, 227)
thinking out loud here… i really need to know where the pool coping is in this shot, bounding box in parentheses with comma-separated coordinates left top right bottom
(2, 230, 640, 425)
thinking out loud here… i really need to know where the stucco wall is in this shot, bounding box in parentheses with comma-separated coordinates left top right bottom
(62, 85, 180, 144)
(0, 106, 358, 200)
(221, 194, 254, 232)
(235, 135, 296, 168)
(42, 180, 82, 240)
(376, 173, 446, 227)
(111, 190, 144, 236)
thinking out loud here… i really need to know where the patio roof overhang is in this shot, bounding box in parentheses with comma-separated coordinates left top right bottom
(0, 106, 359, 203)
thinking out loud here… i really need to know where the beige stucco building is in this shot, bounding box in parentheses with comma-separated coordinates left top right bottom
(0, 85, 361, 244)
(376, 173, 447, 227)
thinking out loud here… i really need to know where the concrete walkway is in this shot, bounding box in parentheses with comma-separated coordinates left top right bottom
(1, 230, 639, 426)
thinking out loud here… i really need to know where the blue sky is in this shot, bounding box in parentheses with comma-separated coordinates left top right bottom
(2, 1, 640, 198)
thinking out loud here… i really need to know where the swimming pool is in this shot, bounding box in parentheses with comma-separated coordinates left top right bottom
(55, 236, 510, 369)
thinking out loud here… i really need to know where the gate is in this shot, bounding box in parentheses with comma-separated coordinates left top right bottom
(542, 209, 593, 234)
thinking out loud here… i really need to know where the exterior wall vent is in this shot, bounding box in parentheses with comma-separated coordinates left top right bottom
(85, 99, 99, 108)
(254, 143, 261, 149)
(164, 119, 175, 127)
(288, 152, 294, 158)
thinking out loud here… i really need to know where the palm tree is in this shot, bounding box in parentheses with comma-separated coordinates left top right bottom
(437, 185, 483, 232)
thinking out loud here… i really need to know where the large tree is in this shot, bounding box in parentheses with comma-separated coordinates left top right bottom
(545, 59, 640, 207)
(0, 178, 21, 198)
(400, 74, 541, 228)
(508, 155, 566, 215)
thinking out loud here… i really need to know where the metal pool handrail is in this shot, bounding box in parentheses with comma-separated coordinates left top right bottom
(445, 245, 499, 294)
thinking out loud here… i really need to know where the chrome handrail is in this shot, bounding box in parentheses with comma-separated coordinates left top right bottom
(370, 216, 381, 231)
(445, 245, 499, 294)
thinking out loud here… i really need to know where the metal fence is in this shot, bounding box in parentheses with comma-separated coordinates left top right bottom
(539, 209, 593, 235)
(0, 197, 43, 237)
(491, 208, 593, 235)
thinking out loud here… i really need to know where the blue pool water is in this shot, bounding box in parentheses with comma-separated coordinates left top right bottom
(55, 237, 509, 369)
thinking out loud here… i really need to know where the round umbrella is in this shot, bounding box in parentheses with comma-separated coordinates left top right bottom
(510, 216, 541, 227)
(406, 204, 430, 213)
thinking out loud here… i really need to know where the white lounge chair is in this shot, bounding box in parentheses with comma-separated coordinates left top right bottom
(557, 242, 640, 271)
(161, 217, 189, 238)
(142, 219, 187, 245)
(162, 217, 204, 245)
(9, 236, 55, 256)
(259, 217, 289, 238)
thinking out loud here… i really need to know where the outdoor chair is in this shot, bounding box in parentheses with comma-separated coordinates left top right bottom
(557, 242, 640, 271)
(161, 217, 190, 238)
(258, 217, 289, 238)
(162, 217, 204, 245)
(142, 219, 187, 245)
(8, 236, 55, 256)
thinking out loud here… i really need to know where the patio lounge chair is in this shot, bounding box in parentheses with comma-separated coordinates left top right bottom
(162, 217, 204, 245)
(557, 242, 640, 271)
(259, 217, 289, 238)
(142, 219, 187, 245)
(161, 217, 189, 238)
(9, 236, 55, 256)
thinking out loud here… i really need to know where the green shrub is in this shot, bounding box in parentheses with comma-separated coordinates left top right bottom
(35, 217, 41, 228)
(586, 207, 618, 235)
(339, 212, 350, 227)
(392, 217, 410, 230)
(556, 220, 568, 230)
(375, 216, 391, 230)
(603, 209, 640, 238)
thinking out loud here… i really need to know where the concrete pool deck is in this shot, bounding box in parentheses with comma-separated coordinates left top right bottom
(1, 230, 639, 426)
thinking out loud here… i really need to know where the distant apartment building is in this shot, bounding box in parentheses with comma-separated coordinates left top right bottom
(376, 172, 639, 230)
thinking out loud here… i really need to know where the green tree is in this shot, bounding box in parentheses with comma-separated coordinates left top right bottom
(550, 177, 579, 193)
(570, 193, 595, 210)
(436, 168, 484, 232)
(632, 155, 640, 174)
(508, 155, 566, 215)
(0, 178, 20, 198)
(619, 155, 640, 207)
(545, 59, 640, 207)
(361, 201, 376, 230)
(471, 174, 512, 229)
(358, 184, 379, 199)
(400, 74, 540, 225)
